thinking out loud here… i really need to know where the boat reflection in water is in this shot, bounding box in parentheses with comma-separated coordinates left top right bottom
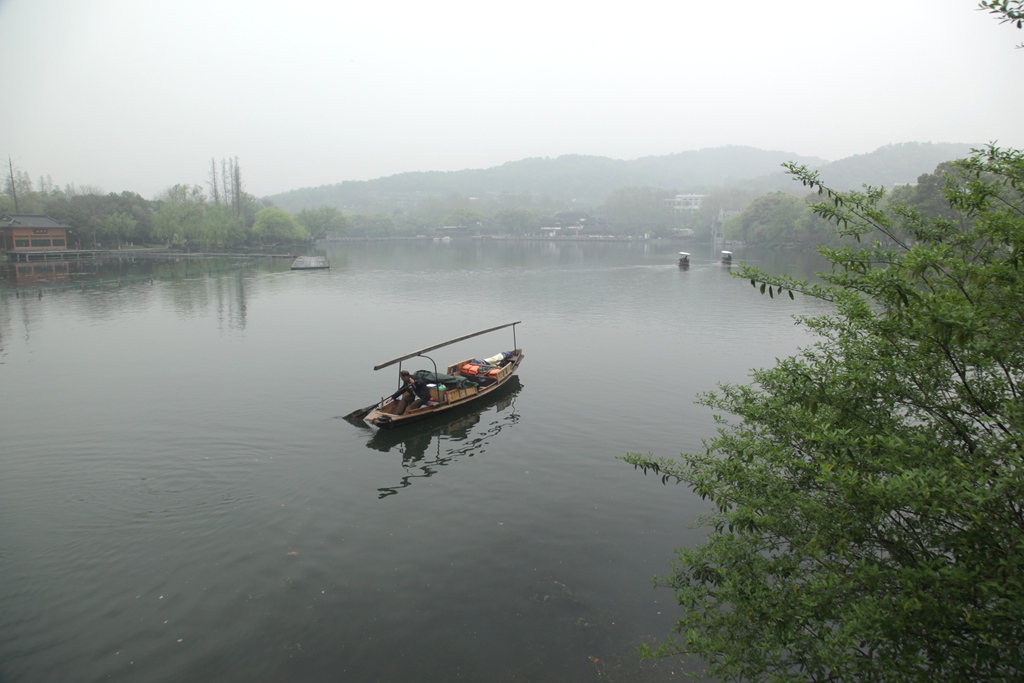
(367, 376, 523, 499)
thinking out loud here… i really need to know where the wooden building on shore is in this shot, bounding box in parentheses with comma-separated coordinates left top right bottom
(1, 214, 75, 261)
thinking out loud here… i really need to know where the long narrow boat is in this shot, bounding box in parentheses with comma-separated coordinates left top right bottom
(344, 321, 524, 429)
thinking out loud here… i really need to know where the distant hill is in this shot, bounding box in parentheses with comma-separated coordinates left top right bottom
(815, 142, 975, 190)
(265, 142, 976, 214)
(744, 142, 976, 194)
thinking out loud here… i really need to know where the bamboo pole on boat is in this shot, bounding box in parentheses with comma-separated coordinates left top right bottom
(373, 321, 521, 371)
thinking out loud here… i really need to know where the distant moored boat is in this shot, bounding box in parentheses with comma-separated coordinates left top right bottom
(291, 256, 329, 270)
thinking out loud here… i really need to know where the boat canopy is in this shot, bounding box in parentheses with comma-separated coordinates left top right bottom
(373, 321, 521, 371)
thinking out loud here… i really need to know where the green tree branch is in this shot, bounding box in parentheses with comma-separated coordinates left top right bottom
(624, 145, 1024, 681)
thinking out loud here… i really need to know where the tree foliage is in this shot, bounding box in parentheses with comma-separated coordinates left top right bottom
(980, 0, 1024, 26)
(444, 207, 486, 230)
(980, 0, 1024, 45)
(599, 186, 676, 234)
(252, 207, 308, 243)
(492, 207, 537, 236)
(152, 184, 207, 244)
(348, 212, 396, 237)
(624, 145, 1024, 681)
(889, 162, 961, 222)
(723, 191, 832, 245)
(104, 211, 137, 247)
(296, 205, 350, 240)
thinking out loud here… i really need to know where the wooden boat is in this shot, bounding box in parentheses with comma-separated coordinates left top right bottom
(344, 321, 524, 429)
(720, 250, 733, 265)
(677, 251, 690, 268)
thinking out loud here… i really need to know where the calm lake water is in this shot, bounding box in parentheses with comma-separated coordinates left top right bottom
(0, 240, 830, 683)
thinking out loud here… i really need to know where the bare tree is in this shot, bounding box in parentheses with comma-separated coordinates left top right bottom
(231, 156, 244, 217)
(7, 156, 19, 213)
(208, 157, 221, 205)
(221, 159, 231, 209)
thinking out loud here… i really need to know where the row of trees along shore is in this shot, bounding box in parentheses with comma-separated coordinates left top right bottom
(623, 2, 1024, 680)
(0, 157, 340, 249)
(2, 158, 760, 247)
(1, 153, 988, 250)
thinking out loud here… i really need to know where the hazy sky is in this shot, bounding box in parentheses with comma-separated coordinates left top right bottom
(2, 0, 1022, 199)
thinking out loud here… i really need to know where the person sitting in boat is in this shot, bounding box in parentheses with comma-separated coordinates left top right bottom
(392, 370, 434, 414)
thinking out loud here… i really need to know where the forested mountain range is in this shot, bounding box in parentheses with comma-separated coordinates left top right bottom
(266, 142, 975, 214)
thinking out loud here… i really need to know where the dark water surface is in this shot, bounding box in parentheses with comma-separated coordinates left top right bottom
(0, 240, 829, 682)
